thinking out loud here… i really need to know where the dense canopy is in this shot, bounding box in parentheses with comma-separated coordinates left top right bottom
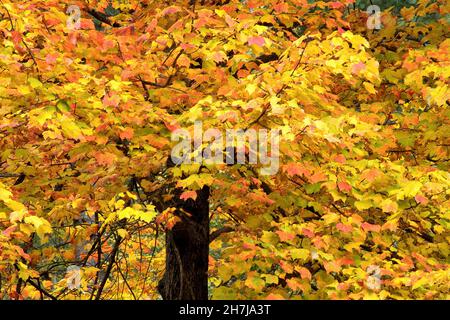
(0, 0, 448, 300)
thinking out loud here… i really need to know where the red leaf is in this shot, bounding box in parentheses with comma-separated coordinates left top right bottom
(338, 257, 354, 266)
(45, 53, 58, 64)
(352, 62, 366, 75)
(94, 152, 115, 166)
(2, 225, 16, 238)
(330, 2, 345, 9)
(302, 228, 315, 238)
(248, 36, 266, 47)
(145, 18, 158, 33)
(180, 191, 197, 201)
(333, 154, 346, 164)
(15, 245, 31, 261)
(415, 194, 428, 205)
(338, 181, 352, 192)
(11, 31, 23, 45)
(336, 223, 352, 233)
(162, 6, 181, 15)
(284, 163, 311, 177)
(102, 93, 120, 107)
(164, 121, 180, 132)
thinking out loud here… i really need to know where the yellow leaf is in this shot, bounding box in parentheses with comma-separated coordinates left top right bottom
(114, 199, 126, 210)
(218, 264, 234, 283)
(246, 83, 257, 96)
(291, 248, 310, 261)
(117, 228, 128, 239)
(28, 77, 42, 89)
(355, 200, 373, 211)
(412, 277, 428, 290)
(403, 181, 422, 198)
(363, 82, 376, 94)
(59, 117, 82, 139)
(139, 206, 158, 223)
(263, 274, 279, 284)
(381, 199, 398, 213)
(261, 231, 279, 245)
(344, 242, 362, 252)
(5, 199, 27, 213)
(0, 185, 12, 201)
(118, 207, 135, 220)
(245, 275, 265, 291)
(18, 85, 31, 95)
(322, 213, 340, 225)
(18, 262, 30, 281)
(24, 216, 52, 241)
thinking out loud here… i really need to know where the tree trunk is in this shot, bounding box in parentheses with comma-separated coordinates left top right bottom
(157, 185, 210, 300)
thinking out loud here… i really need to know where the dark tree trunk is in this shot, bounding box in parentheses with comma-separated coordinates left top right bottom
(157, 185, 210, 300)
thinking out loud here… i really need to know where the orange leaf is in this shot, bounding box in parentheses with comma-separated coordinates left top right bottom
(119, 127, 134, 140)
(336, 223, 352, 233)
(309, 171, 327, 183)
(337, 181, 352, 192)
(298, 267, 312, 280)
(361, 222, 381, 233)
(275, 230, 296, 242)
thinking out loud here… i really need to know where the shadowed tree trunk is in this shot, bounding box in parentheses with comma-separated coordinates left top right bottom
(157, 185, 210, 300)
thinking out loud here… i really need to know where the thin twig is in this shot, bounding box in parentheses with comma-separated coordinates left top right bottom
(94, 236, 122, 300)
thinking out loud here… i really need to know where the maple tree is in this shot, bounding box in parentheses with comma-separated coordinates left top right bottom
(0, 0, 448, 300)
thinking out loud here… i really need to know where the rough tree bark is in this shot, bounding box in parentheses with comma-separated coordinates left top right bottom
(157, 184, 210, 300)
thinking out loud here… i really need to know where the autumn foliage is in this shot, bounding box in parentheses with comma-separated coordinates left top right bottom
(0, 0, 449, 300)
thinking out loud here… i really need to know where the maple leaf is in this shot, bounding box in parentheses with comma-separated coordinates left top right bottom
(338, 181, 352, 192)
(352, 62, 366, 75)
(381, 199, 398, 213)
(309, 171, 328, 183)
(361, 222, 381, 233)
(336, 223, 353, 233)
(329, 2, 345, 9)
(248, 36, 266, 47)
(284, 163, 311, 177)
(298, 267, 312, 280)
(119, 127, 134, 140)
(180, 191, 197, 201)
(414, 194, 428, 205)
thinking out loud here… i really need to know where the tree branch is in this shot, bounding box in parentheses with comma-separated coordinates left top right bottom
(94, 235, 121, 300)
(26, 279, 57, 300)
(210, 226, 234, 243)
(86, 9, 121, 28)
